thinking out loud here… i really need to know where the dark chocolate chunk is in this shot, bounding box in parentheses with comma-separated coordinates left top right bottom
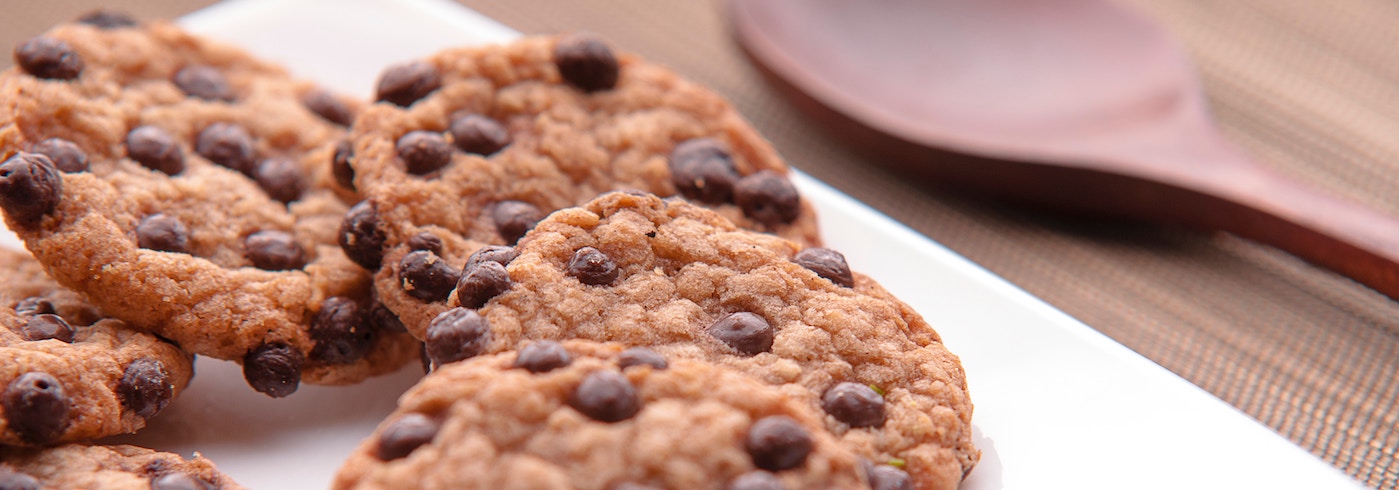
(0, 153, 62, 226)
(3, 372, 69, 444)
(398, 251, 459, 302)
(136, 214, 190, 254)
(746, 415, 812, 471)
(554, 33, 619, 93)
(376, 61, 441, 107)
(309, 296, 374, 364)
(244, 230, 306, 270)
(13, 297, 54, 317)
(14, 37, 83, 80)
(464, 245, 518, 271)
(867, 464, 913, 490)
(31, 137, 88, 173)
(0, 467, 40, 490)
(339, 200, 386, 270)
(425, 307, 491, 366)
(728, 471, 784, 490)
(302, 88, 354, 126)
(195, 122, 256, 175)
(793, 248, 854, 288)
(369, 301, 407, 333)
(709, 312, 774, 356)
(456, 260, 511, 309)
(75, 9, 138, 29)
(253, 158, 304, 203)
(406, 232, 443, 254)
(492, 200, 542, 245)
(397, 130, 453, 175)
(173, 65, 234, 102)
(126, 125, 184, 175)
(242, 343, 302, 398)
(669, 138, 739, 204)
(20, 314, 73, 343)
(734, 171, 801, 226)
(513, 341, 572, 373)
(822, 382, 885, 428)
(566, 246, 618, 286)
(118, 357, 172, 419)
(376, 413, 440, 461)
(568, 370, 640, 423)
(332, 139, 355, 190)
(449, 114, 511, 156)
(149, 472, 212, 490)
(617, 347, 668, 371)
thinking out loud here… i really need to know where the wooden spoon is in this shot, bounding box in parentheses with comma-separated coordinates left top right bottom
(729, 0, 1399, 300)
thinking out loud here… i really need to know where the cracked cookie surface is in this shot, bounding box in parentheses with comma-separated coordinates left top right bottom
(0, 443, 244, 490)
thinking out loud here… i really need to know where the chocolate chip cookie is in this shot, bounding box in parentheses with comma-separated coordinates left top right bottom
(0, 17, 419, 396)
(0, 443, 243, 489)
(0, 248, 192, 447)
(333, 340, 884, 490)
(390, 192, 974, 489)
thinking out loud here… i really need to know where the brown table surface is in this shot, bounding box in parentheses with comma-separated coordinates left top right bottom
(5, 1, 1397, 488)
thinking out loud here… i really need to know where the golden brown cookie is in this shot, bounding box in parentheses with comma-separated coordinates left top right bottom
(333, 341, 879, 490)
(0, 15, 418, 396)
(0, 443, 244, 490)
(394, 192, 974, 489)
(0, 248, 192, 447)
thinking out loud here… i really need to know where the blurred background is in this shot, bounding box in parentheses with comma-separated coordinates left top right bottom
(4, 1, 1396, 487)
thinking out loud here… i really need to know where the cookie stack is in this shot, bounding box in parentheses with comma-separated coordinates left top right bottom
(0, 11, 976, 490)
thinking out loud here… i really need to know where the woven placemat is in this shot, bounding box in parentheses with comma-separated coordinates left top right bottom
(3, 1, 1395, 487)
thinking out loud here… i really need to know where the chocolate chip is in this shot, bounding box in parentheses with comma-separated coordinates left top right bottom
(376, 413, 440, 461)
(669, 138, 739, 204)
(31, 138, 88, 173)
(369, 301, 407, 333)
(173, 65, 234, 102)
(20, 314, 73, 343)
(449, 114, 511, 156)
(253, 158, 303, 203)
(398, 251, 459, 302)
(734, 171, 801, 227)
(568, 370, 640, 423)
(331, 139, 355, 191)
(0, 153, 62, 226)
(339, 200, 386, 270)
(14, 37, 83, 80)
(76, 9, 138, 29)
(513, 341, 572, 373)
(0, 467, 40, 490)
(397, 131, 453, 175)
(617, 347, 668, 371)
(425, 307, 491, 365)
(376, 61, 441, 107)
(309, 296, 375, 364)
(126, 125, 184, 175)
(554, 33, 619, 93)
(3, 372, 69, 444)
(242, 343, 302, 398)
(456, 260, 511, 309)
(794, 248, 854, 288)
(567, 247, 618, 286)
(196, 122, 256, 175)
(728, 471, 784, 490)
(118, 357, 172, 419)
(403, 233, 440, 254)
(14, 297, 54, 317)
(867, 464, 913, 490)
(709, 312, 773, 356)
(136, 214, 189, 254)
(746, 416, 812, 471)
(492, 201, 542, 245)
(464, 245, 519, 271)
(244, 230, 306, 270)
(302, 89, 354, 126)
(822, 382, 885, 428)
(419, 343, 432, 373)
(149, 472, 213, 490)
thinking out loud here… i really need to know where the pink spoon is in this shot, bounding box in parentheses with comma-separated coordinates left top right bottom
(730, 0, 1399, 300)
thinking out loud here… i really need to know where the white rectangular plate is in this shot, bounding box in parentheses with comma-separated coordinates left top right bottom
(14, 0, 1361, 488)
